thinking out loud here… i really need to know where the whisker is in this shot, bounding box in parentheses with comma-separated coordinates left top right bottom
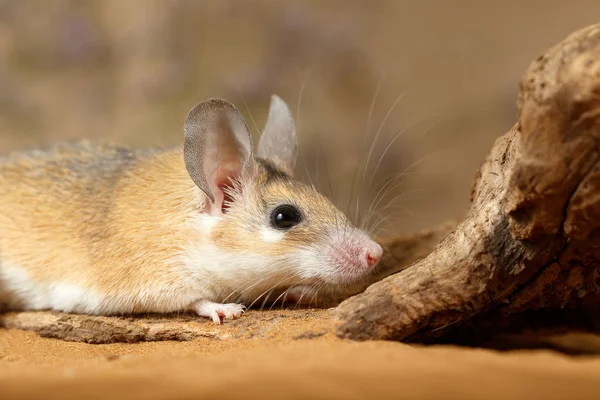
(367, 207, 414, 236)
(359, 107, 445, 234)
(361, 91, 407, 184)
(364, 70, 387, 143)
(296, 68, 314, 135)
(362, 115, 441, 225)
(312, 281, 330, 307)
(316, 144, 321, 188)
(291, 285, 313, 309)
(238, 90, 261, 137)
(343, 82, 394, 228)
(345, 162, 361, 224)
(323, 156, 334, 199)
(365, 189, 422, 233)
(295, 68, 317, 189)
(268, 283, 307, 310)
(366, 198, 423, 235)
(360, 171, 413, 230)
(353, 90, 407, 230)
(368, 114, 440, 189)
(365, 206, 414, 237)
(221, 273, 271, 304)
(259, 289, 276, 310)
(354, 188, 361, 227)
(299, 147, 316, 187)
(362, 153, 436, 230)
(367, 174, 415, 215)
(246, 275, 297, 310)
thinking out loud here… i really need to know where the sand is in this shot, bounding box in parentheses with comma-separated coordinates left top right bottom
(2, 309, 600, 400)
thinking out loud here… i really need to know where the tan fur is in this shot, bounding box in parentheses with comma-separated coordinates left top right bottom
(0, 141, 202, 313)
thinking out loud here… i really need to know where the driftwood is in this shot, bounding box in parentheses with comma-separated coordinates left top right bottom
(335, 23, 600, 342)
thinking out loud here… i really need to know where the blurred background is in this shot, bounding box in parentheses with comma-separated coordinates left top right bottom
(1, 0, 599, 235)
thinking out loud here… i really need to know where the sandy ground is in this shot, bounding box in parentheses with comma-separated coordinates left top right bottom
(2, 309, 600, 400)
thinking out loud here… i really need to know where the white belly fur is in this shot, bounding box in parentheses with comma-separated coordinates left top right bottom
(0, 261, 204, 315)
(0, 261, 104, 313)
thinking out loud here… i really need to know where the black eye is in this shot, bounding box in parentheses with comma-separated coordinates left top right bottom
(270, 204, 302, 230)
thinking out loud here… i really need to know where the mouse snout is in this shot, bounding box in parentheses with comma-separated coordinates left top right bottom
(325, 231, 383, 277)
(365, 244, 383, 267)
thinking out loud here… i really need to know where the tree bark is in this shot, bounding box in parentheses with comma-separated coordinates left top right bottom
(335, 23, 600, 342)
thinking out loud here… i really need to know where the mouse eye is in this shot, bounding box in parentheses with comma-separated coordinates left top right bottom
(270, 204, 302, 230)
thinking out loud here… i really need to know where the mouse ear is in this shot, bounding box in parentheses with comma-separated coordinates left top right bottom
(257, 95, 297, 175)
(184, 98, 253, 216)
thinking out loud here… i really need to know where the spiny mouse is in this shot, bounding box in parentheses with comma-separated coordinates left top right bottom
(0, 95, 383, 324)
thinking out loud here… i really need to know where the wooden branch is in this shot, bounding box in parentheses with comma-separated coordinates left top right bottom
(334, 24, 600, 341)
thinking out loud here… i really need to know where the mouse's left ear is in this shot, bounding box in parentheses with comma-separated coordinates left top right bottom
(257, 95, 297, 175)
(184, 98, 253, 216)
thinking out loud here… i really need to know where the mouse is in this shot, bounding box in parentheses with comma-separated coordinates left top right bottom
(0, 95, 383, 324)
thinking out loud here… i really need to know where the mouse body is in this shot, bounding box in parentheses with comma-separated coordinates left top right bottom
(0, 95, 382, 324)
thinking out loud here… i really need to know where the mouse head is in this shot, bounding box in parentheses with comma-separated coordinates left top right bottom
(183, 96, 382, 294)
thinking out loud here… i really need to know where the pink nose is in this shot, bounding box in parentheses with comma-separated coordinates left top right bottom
(365, 246, 383, 267)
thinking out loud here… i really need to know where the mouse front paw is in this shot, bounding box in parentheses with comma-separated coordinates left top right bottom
(193, 300, 246, 324)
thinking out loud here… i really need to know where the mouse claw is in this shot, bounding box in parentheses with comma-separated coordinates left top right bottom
(209, 310, 221, 324)
(194, 300, 247, 324)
